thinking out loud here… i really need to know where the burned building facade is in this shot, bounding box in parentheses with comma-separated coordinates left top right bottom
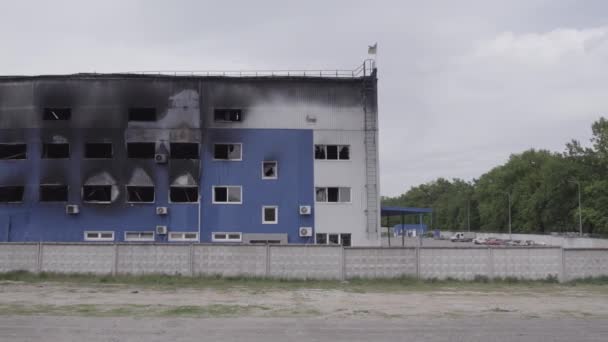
(0, 65, 380, 246)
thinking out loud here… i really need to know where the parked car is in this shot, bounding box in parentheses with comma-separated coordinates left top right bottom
(485, 238, 503, 246)
(473, 237, 487, 245)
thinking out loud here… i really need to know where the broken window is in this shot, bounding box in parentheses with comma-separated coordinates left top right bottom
(0, 144, 27, 160)
(0, 186, 24, 203)
(170, 143, 199, 159)
(316, 233, 327, 244)
(128, 108, 156, 122)
(85, 143, 112, 159)
(170, 186, 199, 203)
(42, 143, 70, 159)
(126, 186, 155, 203)
(40, 185, 68, 202)
(328, 234, 340, 245)
(83, 185, 112, 203)
(213, 144, 242, 160)
(262, 161, 278, 179)
(127, 143, 156, 159)
(214, 109, 242, 122)
(124, 231, 155, 241)
(340, 234, 352, 247)
(314, 145, 350, 160)
(262, 206, 278, 224)
(315, 187, 351, 203)
(213, 186, 242, 204)
(43, 108, 71, 121)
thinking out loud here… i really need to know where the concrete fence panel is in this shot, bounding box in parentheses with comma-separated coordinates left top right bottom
(269, 245, 342, 280)
(0, 243, 39, 273)
(117, 244, 190, 275)
(493, 247, 561, 280)
(345, 248, 417, 279)
(193, 245, 267, 277)
(419, 248, 490, 280)
(564, 249, 608, 281)
(41, 244, 114, 274)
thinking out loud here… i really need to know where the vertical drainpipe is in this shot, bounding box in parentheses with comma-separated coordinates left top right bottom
(198, 79, 203, 242)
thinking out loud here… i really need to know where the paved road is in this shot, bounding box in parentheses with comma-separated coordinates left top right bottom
(1, 317, 607, 342)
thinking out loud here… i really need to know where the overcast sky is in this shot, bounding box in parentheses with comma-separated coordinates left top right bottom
(1, 0, 607, 196)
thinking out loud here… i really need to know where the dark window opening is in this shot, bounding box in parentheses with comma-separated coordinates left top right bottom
(264, 207, 277, 223)
(127, 186, 155, 203)
(0, 144, 27, 160)
(127, 143, 156, 159)
(263, 161, 277, 179)
(340, 234, 352, 247)
(40, 185, 68, 202)
(42, 143, 70, 159)
(326, 145, 338, 160)
(85, 143, 112, 159)
(316, 233, 327, 244)
(43, 108, 71, 121)
(314, 145, 325, 159)
(83, 185, 112, 203)
(0, 186, 24, 203)
(327, 187, 339, 202)
(213, 144, 241, 160)
(214, 187, 227, 202)
(328, 234, 339, 245)
(170, 143, 199, 159)
(170, 186, 198, 203)
(128, 108, 156, 122)
(250, 240, 281, 244)
(214, 109, 242, 122)
(339, 146, 350, 160)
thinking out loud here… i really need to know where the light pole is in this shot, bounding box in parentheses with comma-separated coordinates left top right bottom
(467, 198, 471, 232)
(570, 179, 583, 236)
(505, 192, 512, 240)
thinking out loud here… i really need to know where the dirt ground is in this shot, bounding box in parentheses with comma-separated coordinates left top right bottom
(1, 281, 607, 319)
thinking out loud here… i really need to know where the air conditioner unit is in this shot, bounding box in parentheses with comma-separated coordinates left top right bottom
(299, 205, 311, 215)
(156, 225, 168, 235)
(66, 204, 79, 215)
(299, 227, 313, 237)
(156, 206, 168, 215)
(155, 153, 168, 164)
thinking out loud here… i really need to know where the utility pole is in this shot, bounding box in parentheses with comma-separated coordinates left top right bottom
(571, 179, 583, 236)
(467, 198, 471, 232)
(506, 192, 512, 240)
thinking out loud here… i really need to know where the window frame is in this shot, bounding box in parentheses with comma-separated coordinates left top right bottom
(170, 142, 200, 160)
(315, 233, 352, 246)
(314, 187, 352, 203)
(0, 143, 27, 160)
(168, 186, 199, 204)
(212, 185, 242, 204)
(212, 232, 242, 243)
(126, 185, 155, 204)
(212, 143, 243, 161)
(261, 161, 278, 180)
(314, 144, 350, 161)
(262, 205, 278, 224)
(42, 143, 70, 159)
(84, 142, 113, 159)
(82, 185, 113, 204)
(213, 109, 243, 123)
(126, 142, 156, 159)
(124, 231, 155, 242)
(84, 231, 115, 242)
(39, 184, 69, 202)
(0, 186, 25, 203)
(128, 107, 157, 122)
(168, 232, 199, 242)
(43, 108, 71, 121)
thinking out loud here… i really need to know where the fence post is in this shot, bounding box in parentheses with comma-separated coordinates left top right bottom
(415, 247, 420, 280)
(340, 246, 345, 281)
(560, 247, 566, 283)
(113, 243, 119, 276)
(488, 247, 494, 280)
(37, 242, 43, 273)
(265, 244, 271, 278)
(189, 244, 195, 277)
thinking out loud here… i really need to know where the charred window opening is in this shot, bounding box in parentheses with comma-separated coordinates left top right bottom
(127, 143, 156, 159)
(0, 144, 27, 160)
(170, 143, 199, 159)
(128, 108, 157, 122)
(40, 185, 68, 202)
(262, 161, 278, 179)
(170, 186, 199, 203)
(83, 185, 112, 203)
(340, 234, 352, 247)
(315, 187, 351, 203)
(126, 186, 155, 203)
(42, 143, 70, 159)
(0, 186, 24, 203)
(43, 108, 71, 121)
(314, 145, 350, 160)
(85, 143, 112, 159)
(214, 109, 242, 122)
(214, 144, 242, 160)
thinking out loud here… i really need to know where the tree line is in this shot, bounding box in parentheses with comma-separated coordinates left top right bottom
(381, 117, 608, 235)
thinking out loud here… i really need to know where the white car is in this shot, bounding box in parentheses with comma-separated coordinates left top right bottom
(473, 237, 487, 245)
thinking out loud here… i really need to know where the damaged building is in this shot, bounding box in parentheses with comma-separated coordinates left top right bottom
(0, 61, 380, 246)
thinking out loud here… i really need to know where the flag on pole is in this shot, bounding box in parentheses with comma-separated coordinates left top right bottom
(368, 43, 377, 55)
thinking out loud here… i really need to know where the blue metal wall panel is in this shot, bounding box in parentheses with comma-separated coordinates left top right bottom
(201, 128, 314, 243)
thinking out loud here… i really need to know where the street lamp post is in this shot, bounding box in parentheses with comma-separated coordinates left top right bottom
(505, 192, 512, 240)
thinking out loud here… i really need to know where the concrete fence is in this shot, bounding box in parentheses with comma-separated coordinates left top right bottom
(1, 243, 607, 282)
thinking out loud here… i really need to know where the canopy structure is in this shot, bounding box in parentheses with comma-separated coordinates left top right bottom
(381, 206, 433, 247)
